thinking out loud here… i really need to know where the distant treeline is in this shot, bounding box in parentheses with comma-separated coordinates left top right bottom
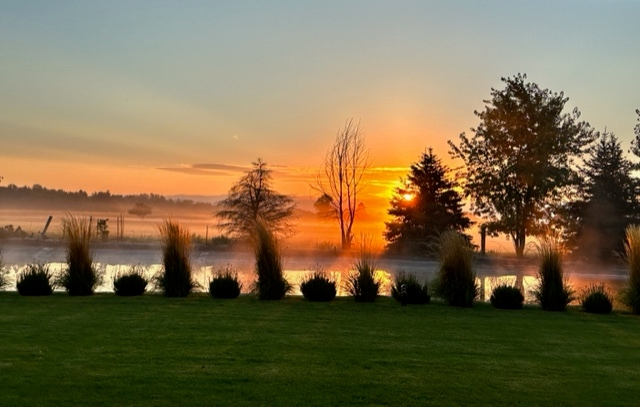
(0, 184, 215, 214)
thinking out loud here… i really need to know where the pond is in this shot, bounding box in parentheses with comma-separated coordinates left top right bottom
(4, 261, 629, 305)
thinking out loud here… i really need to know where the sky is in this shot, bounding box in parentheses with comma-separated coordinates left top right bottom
(1, 0, 639, 211)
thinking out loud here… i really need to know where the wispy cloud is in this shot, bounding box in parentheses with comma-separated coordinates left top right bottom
(157, 163, 248, 176)
(191, 163, 247, 172)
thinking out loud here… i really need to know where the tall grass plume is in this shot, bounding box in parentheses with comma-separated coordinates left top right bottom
(57, 215, 102, 295)
(156, 220, 196, 297)
(0, 248, 9, 291)
(252, 220, 291, 300)
(433, 231, 477, 307)
(533, 238, 574, 311)
(621, 225, 640, 314)
(345, 242, 380, 302)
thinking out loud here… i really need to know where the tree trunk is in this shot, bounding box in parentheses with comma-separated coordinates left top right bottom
(513, 230, 526, 258)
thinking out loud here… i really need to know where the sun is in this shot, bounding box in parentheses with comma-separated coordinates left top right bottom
(402, 193, 415, 202)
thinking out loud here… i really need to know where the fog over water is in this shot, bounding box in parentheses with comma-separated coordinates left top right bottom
(1, 240, 628, 302)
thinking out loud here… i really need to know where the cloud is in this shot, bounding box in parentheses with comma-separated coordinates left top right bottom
(191, 163, 247, 172)
(157, 166, 231, 176)
(157, 163, 250, 176)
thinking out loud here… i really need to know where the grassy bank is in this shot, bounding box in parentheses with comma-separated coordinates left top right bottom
(1, 294, 639, 406)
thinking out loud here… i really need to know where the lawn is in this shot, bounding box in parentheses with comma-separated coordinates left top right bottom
(1, 293, 639, 406)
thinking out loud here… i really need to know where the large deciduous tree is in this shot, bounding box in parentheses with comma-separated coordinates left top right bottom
(574, 132, 639, 259)
(384, 149, 471, 255)
(449, 74, 595, 257)
(216, 159, 295, 239)
(316, 119, 369, 250)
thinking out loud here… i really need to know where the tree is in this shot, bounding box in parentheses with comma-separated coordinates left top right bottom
(316, 119, 369, 250)
(313, 193, 334, 219)
(216, 159, 295, 239)
(128, 202, 152, 219)
(449, 74, 595, 257)
(574, 132, 639, 259)
(384, 149, 471, 255)
(631, 109, 640, 159)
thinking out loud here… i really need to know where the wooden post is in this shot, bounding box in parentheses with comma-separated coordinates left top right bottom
(41, 215, 53, 239)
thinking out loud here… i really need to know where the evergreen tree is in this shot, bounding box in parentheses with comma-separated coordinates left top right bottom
(576, 132, 639, 259)
(384, 149, 471, 255)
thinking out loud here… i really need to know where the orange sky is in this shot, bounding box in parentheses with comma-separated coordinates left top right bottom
(1, 2, 639, 252)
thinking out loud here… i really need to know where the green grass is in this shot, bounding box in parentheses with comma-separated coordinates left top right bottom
(1, 294, 639, 406)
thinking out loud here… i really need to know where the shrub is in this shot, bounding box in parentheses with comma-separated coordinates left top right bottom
(581, 284, 613, 314)
(490, 284, 524, 310)
(391, 271, 430, 305)
(156, 220, 197, 297)
(16, 263, 55, 296)
(533, 238, 574, 311)
(57, 215, 102, 296)
(113, 265, 149, 296)
(252, 220, 291, 300)
(345, 250, 380, 302)
(300, 270, 336, 302)
(621, 225, 640, 314)
(433, 231, 477, 307)
(209, 266, 242, 299)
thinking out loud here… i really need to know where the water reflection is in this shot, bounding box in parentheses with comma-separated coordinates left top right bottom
(5, 263, 629, 302)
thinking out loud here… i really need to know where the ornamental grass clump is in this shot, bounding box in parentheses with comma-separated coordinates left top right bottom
(0, 249, 9, 291)
(252, 220, 291, 300)
(57, 215, 102, 296)
(391, 271, 430, 305)
(156, 220, 196, 297)
(345, 249, 380, 302)
(209, 266, 242, 299)
(300, 269, 336, 302)
(620, 225, 640, 314)
(433, 231, 477, 307)
(533, 238, 574, 311)
(490, 284, 524, 310)
(17, 262, 56, 296)
(113, 264, 149, 296)
(581, 284, 613, 314)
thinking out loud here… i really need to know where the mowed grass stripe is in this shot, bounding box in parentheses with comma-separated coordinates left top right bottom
(1, 293, 639, 406)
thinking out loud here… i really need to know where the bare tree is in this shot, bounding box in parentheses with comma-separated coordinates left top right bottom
(316, 119, 370, 250)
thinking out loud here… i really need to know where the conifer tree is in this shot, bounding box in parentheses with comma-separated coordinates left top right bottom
(385, 149, 471, 255)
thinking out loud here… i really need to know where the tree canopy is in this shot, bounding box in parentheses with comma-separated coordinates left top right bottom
(449, 74, 595, 257)
(385, 149, 471, 255)
(216, 159, 296, 239)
